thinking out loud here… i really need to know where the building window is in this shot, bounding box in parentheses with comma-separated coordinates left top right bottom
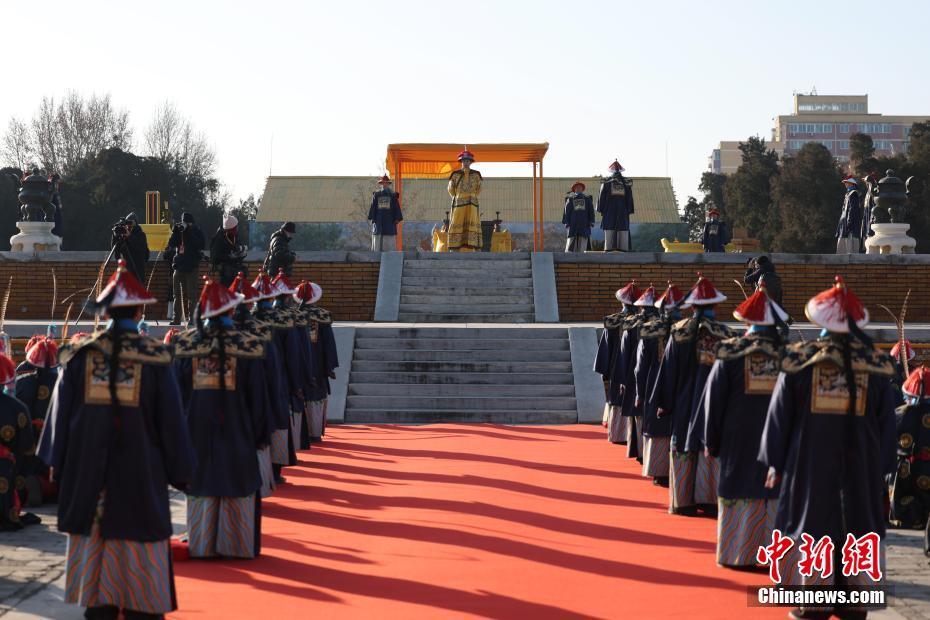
(838, 140, 850, 150)
(839, 123, 850, 133)
(820, 140, 833, 149)
(788, 140, 804, 149)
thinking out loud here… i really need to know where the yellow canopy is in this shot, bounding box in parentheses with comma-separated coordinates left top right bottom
(385, 143, 549, 250)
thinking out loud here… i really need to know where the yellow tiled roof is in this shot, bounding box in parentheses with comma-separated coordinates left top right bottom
(258, 176, 679, 224)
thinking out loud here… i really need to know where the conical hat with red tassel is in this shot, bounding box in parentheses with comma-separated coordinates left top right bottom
(615, 280, 642, 305)
(198, 277, 244, 319)
(229, 272, 261, 303)
(633, 285, 657, 308)
(654, 281, 686, 310)
(732, 283, 789, 326)
(250, 270, 276, 301)
(683, 273, 727, 307)
(163, 328, 181, 345)
(804, 276, 869, 333)
(890, 339, 915, 362)
(903, 366, 930, 399)
(0, 354, 15, 385)
(95, 259, 157, 307)
(271, 269, 298, 296)
(24, 335, 58, 368)
(294, 281, 323, 305)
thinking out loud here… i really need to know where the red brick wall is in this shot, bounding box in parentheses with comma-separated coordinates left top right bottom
(0, 260, 378, 322)
(556, 262, 930, 324)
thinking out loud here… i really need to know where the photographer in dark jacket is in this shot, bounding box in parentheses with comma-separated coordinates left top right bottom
(110, 212, 149, 284)
(263, 221, 296, 277)
(167, 212, 205, 324)
(743, 255, 783, 306)
(211, 215, 247, 286)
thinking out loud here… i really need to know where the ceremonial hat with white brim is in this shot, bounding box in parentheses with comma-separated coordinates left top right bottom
(804, 276, 869, 333)
(633, 285, 657, 307)
(0, 354, 15, 385)
(229, 272, 261, 303)
(683, 273, 727, 307)
(903, 366, 930, 399)
(891, 339, 916, 362)
(654, 281, 686, 310)
(271, 270, 298, 296)
(250, 270, 276, 301)
(198, 278, 244, 319)
(294, 281, 323, 305)
(732, 284, 788, 326)
(615, 281, 642, 305)
(24, 335, 58, 368)
(96, 259, 157, 308)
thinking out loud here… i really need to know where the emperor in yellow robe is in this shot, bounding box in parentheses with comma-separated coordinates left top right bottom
(447, 165, 482, 251)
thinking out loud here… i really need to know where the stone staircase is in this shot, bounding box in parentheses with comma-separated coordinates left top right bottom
(397, 253, 535, 323)
(344, 326, 577, 423)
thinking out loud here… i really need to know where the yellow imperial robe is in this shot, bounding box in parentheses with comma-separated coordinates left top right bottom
(447, 169, 482, 251)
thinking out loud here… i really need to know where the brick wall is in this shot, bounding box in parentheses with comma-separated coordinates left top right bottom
(0, 255, 379, 322)
(555, 259, 930, 324)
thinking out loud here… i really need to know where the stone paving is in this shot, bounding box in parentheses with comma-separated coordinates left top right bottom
(0, 496, 926, 618)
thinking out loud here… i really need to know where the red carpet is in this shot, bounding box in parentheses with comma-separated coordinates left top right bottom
(172, 425, 782, 619)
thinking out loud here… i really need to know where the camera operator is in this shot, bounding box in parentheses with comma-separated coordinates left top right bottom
(211, 215, 247, 286)
(167, 212, 206, 325)
(263, 221, 297, 277)
(110, 212, 150, 284)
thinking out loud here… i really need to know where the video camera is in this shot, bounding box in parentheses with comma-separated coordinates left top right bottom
(112, 218, 132, 239)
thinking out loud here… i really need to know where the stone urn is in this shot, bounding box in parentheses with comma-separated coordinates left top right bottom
(9, 169, 61, 253)
(865, 170, 915, 255)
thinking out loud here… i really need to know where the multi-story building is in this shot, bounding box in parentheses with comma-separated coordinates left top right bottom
(709, 94, 929, 173)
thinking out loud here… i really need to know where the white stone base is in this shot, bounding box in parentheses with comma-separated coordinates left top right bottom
(9, 221, 62, 253)
(865, 222, 916, 255)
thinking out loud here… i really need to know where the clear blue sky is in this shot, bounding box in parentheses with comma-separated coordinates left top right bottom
(4, 0, 929, 212)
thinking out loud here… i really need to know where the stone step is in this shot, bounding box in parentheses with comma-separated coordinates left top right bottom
(348, 383, 576, 397)
(343, 408, 577, 424)
(346, 395, 577, 411)
(397, 303, 535, 314)
(399, 293, 533, 305)
(354, 337, 569, 351)
(396, 312, 536, 323)
(400, 287, 535, 297)
(404, 260, 531, 270)
(400, 276, 533, 288)
(351, 360, 573, 373)
(347, 371, 573, 385)
(352, 349, 572, 362)
(356, 327, 566, 339)
(400, 269, 533, 286)
(413, 251, 531, 260)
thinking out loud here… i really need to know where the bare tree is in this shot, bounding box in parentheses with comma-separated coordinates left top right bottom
(1, 118, 34, 170)
(30, 92, 132, 174)
(144, 101, 216, 177)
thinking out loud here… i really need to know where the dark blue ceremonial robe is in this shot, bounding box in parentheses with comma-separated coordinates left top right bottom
(703, 334, 780, 500)
(562, 192, 595, 238)
(368, 189, 403, 236)
(594, 316, 625, 406)
(0, 392, 33, 529)
(701, 220, 730, 253)
(759, 349, 896, 542)
(14, 362, 57, 480)
(307, 321, 339, 401)
(597, 173, 634, 231)
(39, 334, 194, 541)
(176, 348, 270, 498)
(617, 325, 641, 417)
(891, 401, 930, 527)
(836, 189, 863, 239)
(636, 327, 670, 438)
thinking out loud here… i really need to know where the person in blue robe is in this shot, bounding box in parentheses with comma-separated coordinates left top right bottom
(0, 353, 37, 531)
(38, 259, 194, 618)
(562, 181, 595, 253)
(271, 270, 314, 455)
(596, 160, 634, 251)
(759, 276, 896, 619)
(700, 206, 730, 253)
(295, 281, 339, 443)
(13, 335, 59, 507)
(368, 175, 403, 251)
(652, 275, 735, 516)
(704, 283, 785, 568)
(636, 282, 685, 486)
(594, 281, 641, 444)
(891, 366, 930, 529)
(620, 286, 661, 461)
(836, 176, 863, 254)
(174, 278, 270, 560)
